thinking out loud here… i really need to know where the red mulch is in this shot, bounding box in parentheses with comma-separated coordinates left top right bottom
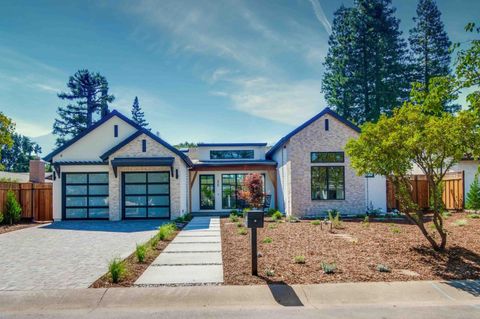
(221, 213, 480, 285)
(0, 221, 38, 235)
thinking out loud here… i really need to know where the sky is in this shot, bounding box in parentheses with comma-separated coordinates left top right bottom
(0, 0, 479, 154)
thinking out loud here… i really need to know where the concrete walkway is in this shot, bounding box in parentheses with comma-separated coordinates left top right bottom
(1, 280, 479, 318)
(135, 217, 223, 285)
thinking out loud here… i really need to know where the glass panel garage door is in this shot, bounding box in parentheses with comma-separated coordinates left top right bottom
(122, 172, 170, 219)
(63, 173, 109, 219)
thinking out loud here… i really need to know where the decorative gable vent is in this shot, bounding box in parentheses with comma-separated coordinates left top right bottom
(325, 118, 329, 131)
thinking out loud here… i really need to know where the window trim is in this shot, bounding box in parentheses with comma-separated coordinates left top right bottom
(310, 151, 345, 163)
(199, 174, 215, 210)
(122, 172, 170, 219)
(210, 149, 254, 160)
(311, 165, 345, 201)
(62, 172, 109, 220)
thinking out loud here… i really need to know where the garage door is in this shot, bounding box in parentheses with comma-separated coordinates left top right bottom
(122, 172, 170, 219)
(63, 172, 109, 220)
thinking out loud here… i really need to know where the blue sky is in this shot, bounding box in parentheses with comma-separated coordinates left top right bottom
(1, 0, 479, 154)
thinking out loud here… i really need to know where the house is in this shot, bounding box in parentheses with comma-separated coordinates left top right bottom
(44, 107, 386, 221)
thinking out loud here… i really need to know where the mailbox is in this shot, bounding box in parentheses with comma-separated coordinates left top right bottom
(245, 211, 264, 228)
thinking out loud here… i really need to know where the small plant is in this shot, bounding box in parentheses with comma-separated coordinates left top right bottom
(441, 211, 452, 219)
(311, 219, 321, 225)
(453, 219, 468, 227)
(135, 244, 147, 263)
(268, 223, 278, 229)
(262, 237, 273, 244)
(174, 213, 193, 223)
(236, 221, 243, 227)
(238, 227, 248, 235)
(321, 262, 336, 274)
(230, 209, 240, 217)
(328, 210, 343, 229)
(361, 215, 370, 227)
(266, 208, 277, 217)
(389, 223, 401, 234)
(150, 235, 159, 249)
(108, 258, 126, 283)
(286, 215, 300, 223)
(376, 264, 391, 273)
(294, 255, 305, 264)
(242, 208, 251, 218)
(4, 190, 21, 225)
(467, 213, 480, 219)
(158, 223, 177, 240)
(229, 213, 239, 222)
(265, 268, 275, 277)
(271, 211, 283, 221)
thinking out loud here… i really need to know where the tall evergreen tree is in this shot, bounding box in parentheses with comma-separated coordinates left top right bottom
(131, 96, 148, 128)
(322, 0, 409, 124)
(409, 0, 451, 91)
(53, 70, 114, 146)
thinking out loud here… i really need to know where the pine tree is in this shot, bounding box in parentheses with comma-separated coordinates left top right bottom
(466, 175, 480, 210)
(131, 96, 148, 128)
(409, 0, 451, 91)
(53, 70, 115, 146)
(322, 0, 409, 124)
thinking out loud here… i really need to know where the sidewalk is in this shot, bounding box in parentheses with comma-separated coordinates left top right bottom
(135, 217, 223, 285)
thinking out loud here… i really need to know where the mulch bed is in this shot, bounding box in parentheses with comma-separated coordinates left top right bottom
(221, 213, 480, 285)
(0, 221, 38, 235)
(90, 230, 179, 288)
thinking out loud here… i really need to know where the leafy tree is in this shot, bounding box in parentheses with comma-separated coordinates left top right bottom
(5, 189, 21, 225)
(466, 175, 480, 210)
(409, 76, 459, 116)
(131, 96, 148, 128)
(346, 99, 479, 251)
(174, 142, 197, 149)
(0, 112, 15, 170)
(408, 0, 452, 92)
(53, 70, 115, 146)
(1, 133, 41, 172)
(237, 173, 264, 209)
(322, 0, 409, 124)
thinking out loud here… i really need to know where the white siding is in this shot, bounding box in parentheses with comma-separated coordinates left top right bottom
(450, 160, 479, 198)
(365, 175, 387, 212)
(271, 146, 289, 214)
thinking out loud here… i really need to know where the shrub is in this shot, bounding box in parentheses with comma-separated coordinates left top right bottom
(229, 213, 239, 222)
(242, 208, 251, 219)
(328, 210, 343, 229)
(230, 209, 240, 217)
(453, 219, 468, 227)
(237, 173, 264, 209)
(467, 213, 480, 219)
(311, 219, 321, 225)
(377, 264, 391, 273)
(321, 262, 336, 274)
(135, 244, 147, 263)
(286, 215, 300, 223)
(294, 255, 305, 264)
(4, 190, 21, 225)
(262, 237, 273, 244)
(389, 224, 401, 234)
(174, 213, 192, 223)
(237, 227, 248, 235)
(361, 215, 370, 227)
(266, 208, 277, 217)
(236, 221, 243, 228)
(150, 235, 159, 249)
(268, 223, 278, 230)
(265, 269, 275, 277)
(466, 175, 480, 210)
(271, 211, 283, 221)
(108, 258, 126, 283)
(158, 223, 176, 240)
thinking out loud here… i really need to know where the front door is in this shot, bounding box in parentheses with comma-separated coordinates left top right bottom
(122, 172, 170, 219)
(199, 174, 215, 210)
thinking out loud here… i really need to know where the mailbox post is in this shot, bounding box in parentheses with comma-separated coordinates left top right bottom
(245, 211, 264, 276)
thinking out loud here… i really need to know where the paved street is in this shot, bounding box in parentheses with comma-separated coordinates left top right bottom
(0, 221, 162, 290)
(0, 280, 479, 318)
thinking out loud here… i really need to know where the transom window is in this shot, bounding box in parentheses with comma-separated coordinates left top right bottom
(311, 166, 345, 200)
(63, 173, 109, 219)
(311, 152, 344, 163)
(210, 150, 254, 160)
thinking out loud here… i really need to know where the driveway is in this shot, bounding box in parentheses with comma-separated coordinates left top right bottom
(0, 220, 163, 290)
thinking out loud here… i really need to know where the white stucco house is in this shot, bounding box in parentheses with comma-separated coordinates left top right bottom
(44, 107, 387, 221)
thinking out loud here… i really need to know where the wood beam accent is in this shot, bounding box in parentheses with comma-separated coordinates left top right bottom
(189, 171, 198, 213)
(267, 170, 278, 209)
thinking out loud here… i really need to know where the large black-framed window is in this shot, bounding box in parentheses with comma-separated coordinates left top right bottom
(210, 150, 254, 160)
(311, 166, 345, 200)
(221, 173, 265, 209)
(62, 172, 109, 220)
(311, 152, 344, 163)
(122, 172, 170, 219)
(199, 175, 215, 210)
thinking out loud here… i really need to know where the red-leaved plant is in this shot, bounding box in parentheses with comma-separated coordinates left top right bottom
(237, 173, 265, 209)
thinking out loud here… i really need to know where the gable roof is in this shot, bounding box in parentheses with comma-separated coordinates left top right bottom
(44, 109, 193, 167)
(266, 107, 360, 159)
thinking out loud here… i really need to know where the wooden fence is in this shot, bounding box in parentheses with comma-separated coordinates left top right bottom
(0, 182, 53, 221)
(387, 171, 464, 211)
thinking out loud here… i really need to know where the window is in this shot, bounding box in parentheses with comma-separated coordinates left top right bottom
(114, 125, 118, 137)
(311, 152, 344, 163)
(63, 173, 109, 219)
(142, 139, 146, 152)
(210, 150, 254, 160)
(221, 173, 265, 209)
(325, 118, 329, 131)
(123, 172, 170, 218)
(199, 175, 215, 210)
(311, 166, 345, 200)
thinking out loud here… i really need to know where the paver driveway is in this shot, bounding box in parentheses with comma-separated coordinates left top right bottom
(0, 220, 163, 291)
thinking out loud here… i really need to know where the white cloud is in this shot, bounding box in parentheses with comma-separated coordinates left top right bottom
(14, 119, 52, 137)
(308, 0, 332, 35)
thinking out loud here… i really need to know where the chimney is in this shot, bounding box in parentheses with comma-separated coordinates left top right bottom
(29, 159, 45, 183)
